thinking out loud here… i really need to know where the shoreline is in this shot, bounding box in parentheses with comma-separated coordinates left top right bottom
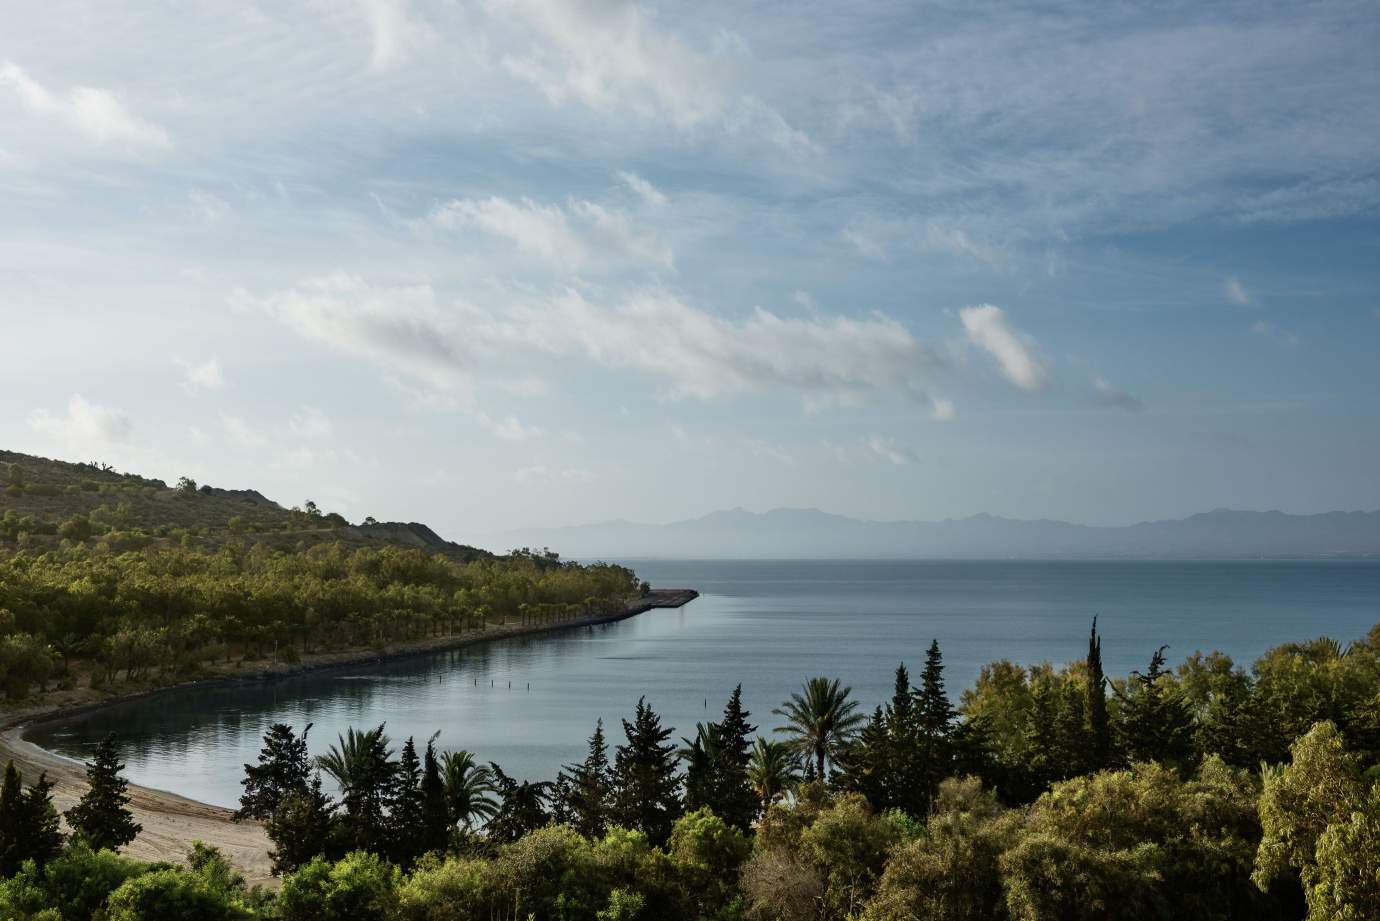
(0, 587, 697, 886)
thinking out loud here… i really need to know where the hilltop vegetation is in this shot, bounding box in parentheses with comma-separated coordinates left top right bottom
(0, 451, 640, 702)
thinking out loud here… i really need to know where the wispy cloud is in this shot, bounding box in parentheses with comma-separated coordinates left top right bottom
(515, 464, 595, 485)
(1226, 277, 1251, 306)
(355, 0, 432, 71)
(220, 413, 267, 448)
(617, 170, 667, 206)
(1093, 376, 1144, 413)
(959, 305, 1048, 392)
(29, 395, 133, 444)
(1250, 320, 1300, 346)
(865, 435, 919, 465)
(289, 407, 333, 439)
(179, 357, 225, 392)
(0, 61, 169, 148)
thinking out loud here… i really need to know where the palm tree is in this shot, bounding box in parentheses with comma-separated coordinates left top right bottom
(440, 750, 498, 828)
(747, 737, 799, 809)
(772, 676, 865, 779)
(317, 724, 393, 804)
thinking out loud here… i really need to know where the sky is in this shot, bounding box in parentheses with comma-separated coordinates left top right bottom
(2, 0, 1378, 545)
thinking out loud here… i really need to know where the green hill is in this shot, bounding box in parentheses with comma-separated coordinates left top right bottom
(0, 449, 489, 562)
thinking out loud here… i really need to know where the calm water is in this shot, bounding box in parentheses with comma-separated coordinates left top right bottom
(29, 560, 1380, 808)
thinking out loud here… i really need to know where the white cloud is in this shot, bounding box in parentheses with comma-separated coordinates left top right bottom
(179, 357, 224, 392)
(1226, 277, 1251, 306)
(747, 439, 796, 465)
(289, 406, 333, 439)
(865, 435, 919, 465)
(1093, 376, 1144, 413)
(930, 398, 956, 421)
(959, 305, 1049, 392)
(188, 191, 231, 224)
(432, 195, 672, 270)
(1250, 320, 1299, 346)
(617, 170, 667, 206)
(28, 395, 133, 445)
(0, 61, 169, 148)
(220, 413, 267, 448)
(477, 412, 543, 441)
(356, 0, 431, 71)
(233, 274, 468, 391)
(492, 0, 812, 153)
(515, 464, 595, 485)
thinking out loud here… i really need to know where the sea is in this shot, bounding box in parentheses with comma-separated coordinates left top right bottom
(28, 559, 1380, 808)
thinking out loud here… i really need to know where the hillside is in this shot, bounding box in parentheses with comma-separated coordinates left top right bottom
(481, 506, 1380, 560)
(0, 449, 489, 562)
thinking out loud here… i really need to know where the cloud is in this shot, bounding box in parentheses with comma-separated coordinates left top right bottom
(747, 439, 796, 465)
(355, 0, 431, 71)
(930, 398, 956, 421)
(233, 274, 468, 391)
(289, 406, 333, 439)
(1226, 277, 1251, 306)
(515, 464, 595, 485)
(220, 413, 267, 448)
(179, 357, 224, 392)
(617, 170, 667, 206)
(431, 195, 671, 270)
(1250, 320, 1300, 346)
(251, 276, 951, 413)
(865, 435, 919, 465)
(28, 395, 133, 444)
(959, 305, 1049, 391)
(188, 191, 231, 224)
(492, 0, 812, 153)
(477, 412, 543, 441)
(1093, 376, 1144, 413)
(0, 61, 169, 148)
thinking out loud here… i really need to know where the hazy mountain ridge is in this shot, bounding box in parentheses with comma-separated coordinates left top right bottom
(482, 507, 1380, 560)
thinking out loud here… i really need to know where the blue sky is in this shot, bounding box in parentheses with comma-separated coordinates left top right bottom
(2, 0, 1377, 543)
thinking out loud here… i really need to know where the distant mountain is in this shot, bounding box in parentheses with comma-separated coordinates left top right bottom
(480, 507, 1380, 561)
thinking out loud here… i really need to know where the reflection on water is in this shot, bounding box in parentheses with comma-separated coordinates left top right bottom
(29, 560, 1380, 808)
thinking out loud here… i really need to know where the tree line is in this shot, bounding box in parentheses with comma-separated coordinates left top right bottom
(0, 541, 640, 700)
(2, 621, 1379, 919)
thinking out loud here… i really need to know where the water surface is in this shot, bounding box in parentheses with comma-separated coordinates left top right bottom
(31, 560, 1379, 808)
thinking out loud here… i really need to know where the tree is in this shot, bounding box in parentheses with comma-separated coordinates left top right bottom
(1116, 645, 1196, 770)
(486, 764, 552, 843)
(747, 738, 799, 810)
(387, 737, 425, 868)
(266, 774, 333, 875)
(418, 740, 450, 855)
(612, 696, 683, 846)
(440, 750, 498, 830)
(279, 852, 399, 921)
(236, 723, 313, 821)
(556, 719, 613, 838)
(65, 734, 141, 852)
(0, 762, 25, 876)
(774, 677, 865, 780)
(1085, 618, 1112, 769)
(680, 721, 722, 814)
(1309, 782, 1380, 920)
(912, 640, 958, 813)
(317, 725, 395, 853)
(711, 684, 758, 832)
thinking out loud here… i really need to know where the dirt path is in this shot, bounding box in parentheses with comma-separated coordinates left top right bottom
(0, 588, 698, 887)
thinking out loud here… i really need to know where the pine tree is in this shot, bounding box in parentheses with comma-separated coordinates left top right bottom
(912, 640, 957, 813)
(419, 740, 451, 855)
(65, 734, 141, 852)
(612, 697, 683, 845)
(487, 764, 552, 843)
(558, 719, 613, 839)
(22, 772, 64, 870)
(681, 722, 721, 813)
(236, 722, 313, 821)
(1085, 618, 1112, 769)
(1053, 680, 1088, 777)
(0, 761, 25, 876)
(832, 706, 892, 809)
(266, 772, 333, 875)
(1023, 675, 1061, 790)
(388, 736, 425, 867)
(711, 685, 758, 831)
(1116, 645, 1197, 770)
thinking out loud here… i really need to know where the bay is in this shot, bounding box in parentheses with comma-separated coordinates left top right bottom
(29, 559, 1380, 808)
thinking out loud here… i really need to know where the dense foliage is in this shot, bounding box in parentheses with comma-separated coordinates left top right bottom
(3, 621, 1380, 919)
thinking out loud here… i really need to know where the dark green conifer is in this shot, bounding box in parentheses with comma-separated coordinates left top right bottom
(266, 772, 333, 875)
(0, 761, 25, 875)
(912, 639, 957, 813)
(419, 739, 451, 855)
(388, 736, 425, 867)
(236, 722, 313, 821)
(711, 685, 758, 831)
(557, 719, 613, 838)
(1085, 618, 1113, 769)
(1116, 645, 1197, 770)
(65, 734, 141, 852)
(612, 697, 682, 845)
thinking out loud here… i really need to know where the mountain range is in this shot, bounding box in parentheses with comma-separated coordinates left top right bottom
(479, 507, 1380, 561)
